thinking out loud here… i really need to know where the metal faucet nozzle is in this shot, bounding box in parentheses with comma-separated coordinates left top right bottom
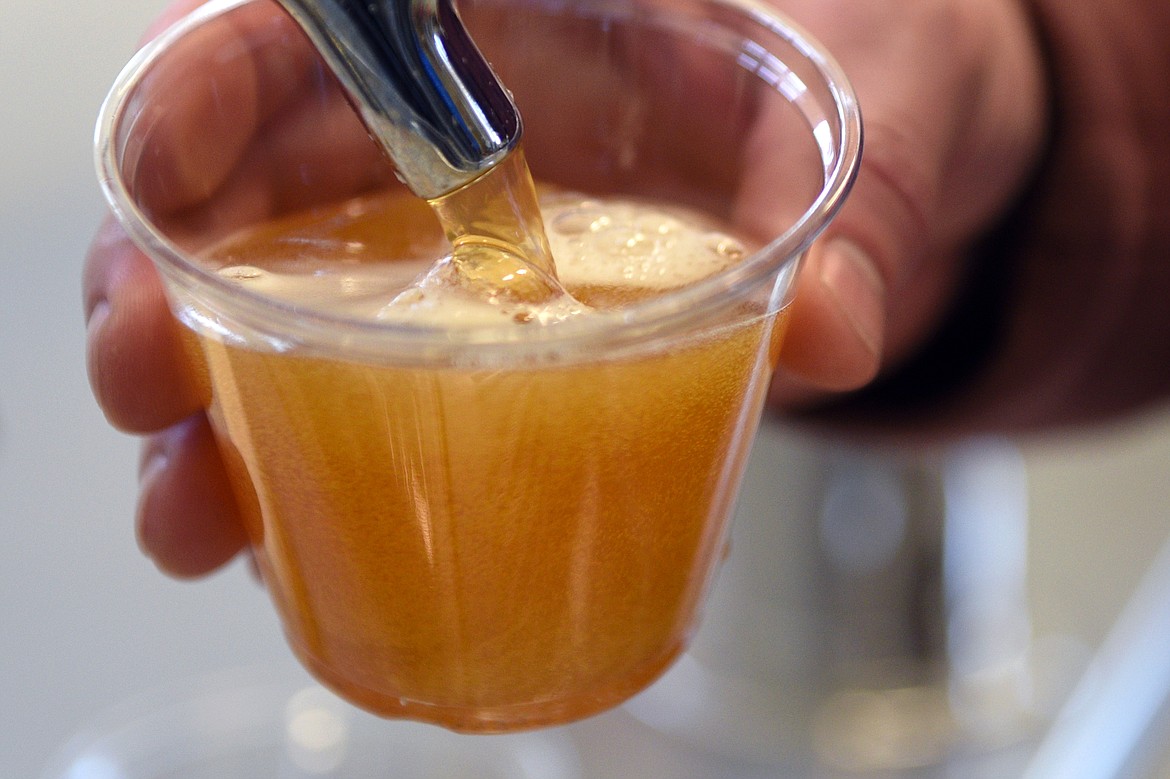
(275, 0, 521, 199)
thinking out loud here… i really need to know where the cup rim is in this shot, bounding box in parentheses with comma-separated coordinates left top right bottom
(95, 0, 861, 361)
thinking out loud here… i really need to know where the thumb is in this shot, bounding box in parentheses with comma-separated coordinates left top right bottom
(763, 0, 1048, 409)
(770, 102, 1024, 407)
(775, 236, 887, 400)
(773, 117, 961, 406)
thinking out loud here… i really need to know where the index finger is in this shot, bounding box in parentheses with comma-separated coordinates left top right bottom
(121, 0, 325, 218)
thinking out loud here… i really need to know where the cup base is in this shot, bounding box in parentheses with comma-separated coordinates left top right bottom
(289, 635, 689, 733)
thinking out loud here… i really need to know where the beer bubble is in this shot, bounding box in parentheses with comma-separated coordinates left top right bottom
(220, 265, 265, 281)
(551, 207, 606, 236)
(708, 235, 746, 262)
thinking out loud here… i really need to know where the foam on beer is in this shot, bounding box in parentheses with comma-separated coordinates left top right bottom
(213, 193, 748, 324)
(544, 194, 746, 291)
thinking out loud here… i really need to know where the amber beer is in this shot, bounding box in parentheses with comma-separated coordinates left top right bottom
(192, 182, 787, 732)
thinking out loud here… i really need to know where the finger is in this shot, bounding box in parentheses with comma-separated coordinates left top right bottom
(124, 0, 395, 251)
(137, 413, 248, 578)
(772, 124, 963, 398)
(767, 0, 1046, 399)
(769, 80, 958, 393)
(771, 239, 886, 405)
(130, 1, 323, 217)
(84, 216, 208, 433)
(166, 71, 393, 244)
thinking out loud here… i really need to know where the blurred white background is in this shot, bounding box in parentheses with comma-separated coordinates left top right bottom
(1, 2, 290, 777)
(3, 1, 1170, 777)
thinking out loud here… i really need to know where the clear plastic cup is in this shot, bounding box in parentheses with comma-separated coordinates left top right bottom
(96, 0, 859, 732)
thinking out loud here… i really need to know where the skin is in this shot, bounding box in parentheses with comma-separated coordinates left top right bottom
(83, 0, 1048, 577)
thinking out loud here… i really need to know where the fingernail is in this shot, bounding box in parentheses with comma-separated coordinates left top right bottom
(819, 239, 884, 358)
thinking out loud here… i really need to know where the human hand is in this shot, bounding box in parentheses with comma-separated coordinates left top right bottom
(85, 0, 231, 578)
(85, 0, 392, 577)
(768, 0, 1048, 407)
(85, 0, 1048, 577)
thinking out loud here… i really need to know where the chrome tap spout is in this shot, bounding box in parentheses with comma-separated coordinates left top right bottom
(276, 0, 521, 198)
